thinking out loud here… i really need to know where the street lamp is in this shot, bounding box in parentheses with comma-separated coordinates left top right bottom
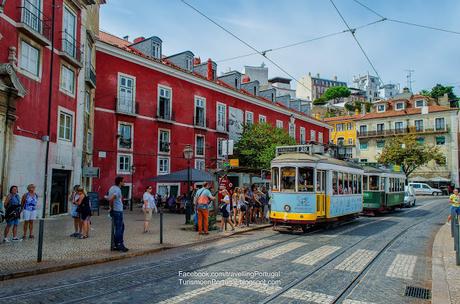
(183, 145, 194, 224)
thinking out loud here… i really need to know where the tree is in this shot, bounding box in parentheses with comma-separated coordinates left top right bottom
(322, 86, 351, 104)
(429, 84, 458, 101)
(234, 123, 296, 169)
(344, 100, 372, 113)
(377, 134, 446, 179)
(313, 97, 327, 105)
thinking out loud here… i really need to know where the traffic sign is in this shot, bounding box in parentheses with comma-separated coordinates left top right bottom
(229, 159, 239, 167)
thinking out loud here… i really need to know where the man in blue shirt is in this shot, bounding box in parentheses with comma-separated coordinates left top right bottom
(108, 176, 128, 252)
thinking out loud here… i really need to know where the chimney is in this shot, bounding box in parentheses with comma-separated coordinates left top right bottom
(317, 73, 320, 78)
(133, 37, 145, 44)
(355, 108, 359, 116)
(193, 57, 201, 65)
(207, 58, 213, 81)
(361, 103, 366, 116)
(123, 35, 129, 41)
(242, 75, 250, 83)
(334, 75, 338, 81)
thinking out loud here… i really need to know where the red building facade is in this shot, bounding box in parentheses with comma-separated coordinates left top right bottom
(93, 32, 331, 199)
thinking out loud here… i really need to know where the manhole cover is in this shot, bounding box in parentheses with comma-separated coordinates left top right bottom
(404, 286, 431, 300)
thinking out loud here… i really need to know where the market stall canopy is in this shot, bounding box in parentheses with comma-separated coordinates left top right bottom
(149, 169, 214, 183)
(409, 176, 429, 182)
(430, 176, 450, 182)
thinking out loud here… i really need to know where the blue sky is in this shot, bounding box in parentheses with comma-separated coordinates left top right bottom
(100, 0, 460, 94)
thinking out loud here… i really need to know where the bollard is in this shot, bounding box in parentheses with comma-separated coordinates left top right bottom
(451, 208, 455, 237)
(37, 219, 45, 262)
(456, 216, 460, 266)
(110, 215, 115, 250)
(160, 210, 163, 244)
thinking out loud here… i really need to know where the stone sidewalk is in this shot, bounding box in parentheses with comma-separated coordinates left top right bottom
(0, 209, 270, 280)
(432, 223, 460, 304)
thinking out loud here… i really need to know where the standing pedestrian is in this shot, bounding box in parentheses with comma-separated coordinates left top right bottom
(3, 186, 22, 242)
(232, 187, 239, 227)
(448, 188, 460, 223)
(237, 188, 248, 227)
(195, 182, 215, 235)
(108, 176, 128, 252)
(77, 187, 91, 239)
(142, 186, 157, 233)
(69, 185, 82, 237)
(219, 189, 235, 232)
(21, 184, 38, 240)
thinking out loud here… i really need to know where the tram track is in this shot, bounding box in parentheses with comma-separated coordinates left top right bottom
(259, 199, 448, 304)
(0, 198, 441, 304)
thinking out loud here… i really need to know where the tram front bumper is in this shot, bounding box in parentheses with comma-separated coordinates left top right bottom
(270, 211, 317, 224)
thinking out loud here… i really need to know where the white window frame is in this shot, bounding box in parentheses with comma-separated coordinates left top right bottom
(359, 125, 368, 133)
(348, 138, 353, 145)
(18, 38, 41, 79)
(318, 132, 323, 143)
(58, 109, 73, 142)
(414, 119, 424, 132)
(395, 102, 404, 110)
(276, 120, 283, 129)
(86, 130, 93, 153)
(60, 64, 75, 96)
(310, 130, 316, 142)
(194, 96, 206, 127)
(195, 134, 205, 157)
(415, 99, 425, 108)
(289, 123, 296, 139)
(300, 127, 306, 144)
(435, 117, 446, 131)
(336, 123, 344, 132)
(117, 121, 133, 151)
(85, 90, 91, 114)
(245, 111, 254, 125)
(117, 153, 132, 175)
(259, 114, 267, 123)
(216, 102, 227, 132)
(377, 104, 385, 113)
(394, 121, 404, 130)
(158, 128, 171, 155)
(157, 156, 170, 175)
(117, 73, 136, 114)
(359, 141, 369, 151)
(217, 138, 225, 159)
(157, 84, 172, 120)
(62, 5, 77, 57)
(195, 159, 206, 170)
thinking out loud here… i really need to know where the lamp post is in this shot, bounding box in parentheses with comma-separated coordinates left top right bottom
(183, 145, 193, 224)
(130, 165, 136, 211)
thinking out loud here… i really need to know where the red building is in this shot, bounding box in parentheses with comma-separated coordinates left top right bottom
(0, 0, 103, 217)
(93, 32, 331, 199)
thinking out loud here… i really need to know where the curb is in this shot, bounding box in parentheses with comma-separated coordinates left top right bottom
(431, 223, 452, 304)
(0, 223, 272, 281)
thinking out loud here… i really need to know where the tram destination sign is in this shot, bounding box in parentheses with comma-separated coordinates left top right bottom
(276, 144, 325, 156)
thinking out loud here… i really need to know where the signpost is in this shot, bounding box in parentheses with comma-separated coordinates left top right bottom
(87, 192, 100, 216)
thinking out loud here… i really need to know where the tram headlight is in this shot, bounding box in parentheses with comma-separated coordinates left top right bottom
(284, 205, 291, 212)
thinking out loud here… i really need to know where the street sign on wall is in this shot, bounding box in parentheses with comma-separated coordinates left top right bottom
(82, 167, 100, 178)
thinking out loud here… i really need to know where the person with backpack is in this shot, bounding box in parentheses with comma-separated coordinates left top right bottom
(3, 186, 22, 243)
(77, 187, 91, 239)
(194, 182, 215, 235)
(21, 184, 38, 240)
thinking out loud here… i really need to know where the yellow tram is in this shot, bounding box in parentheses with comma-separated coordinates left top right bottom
(270, 145, 364, 231)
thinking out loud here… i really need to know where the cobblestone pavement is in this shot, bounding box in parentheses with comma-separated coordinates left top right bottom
(0, 209, 269, 277)
(0, 197, 449, 304)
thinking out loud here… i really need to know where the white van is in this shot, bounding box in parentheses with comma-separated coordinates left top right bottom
(408, 183, 443, 196)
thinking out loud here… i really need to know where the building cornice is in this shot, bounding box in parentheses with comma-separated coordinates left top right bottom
(96, 41, 332, 129)
(357, 109, 458, 121)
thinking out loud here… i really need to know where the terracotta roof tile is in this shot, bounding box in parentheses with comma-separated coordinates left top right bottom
(324, 115, 360, 122)
(359, 105, 455, 120)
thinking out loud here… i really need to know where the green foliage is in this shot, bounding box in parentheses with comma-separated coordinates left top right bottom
(429, 84, 458, 100)
(322, 86, 351, 103)
(344, 101, 372, 113)
(377, 134, 446, 178)
(420, 89, 430, 97)
(234, 123, 296, 169)
(313, 97, 327, 105)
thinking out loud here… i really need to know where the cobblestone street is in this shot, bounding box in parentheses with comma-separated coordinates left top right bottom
(0, 197, 452, 303)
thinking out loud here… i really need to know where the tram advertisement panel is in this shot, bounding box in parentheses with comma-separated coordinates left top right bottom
(329, 195, 362, 217)
(271, 193, 316, 214)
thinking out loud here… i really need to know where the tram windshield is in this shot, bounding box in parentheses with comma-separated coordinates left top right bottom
(281, 167, 296, 191)
(298, 167, 314, 192)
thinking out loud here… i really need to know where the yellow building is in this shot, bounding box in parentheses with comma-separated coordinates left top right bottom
(324, 115, 359, 159)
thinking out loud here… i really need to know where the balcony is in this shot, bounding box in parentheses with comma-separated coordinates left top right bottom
(115, 98, 138, 116)
(159, 142, 171, 153)
(58, 32, 83, 67)
(357, 125, 449, 138)
(85, 64, 96, 88)
(156, 111, 175, 123)
(17, 0, 51, 45)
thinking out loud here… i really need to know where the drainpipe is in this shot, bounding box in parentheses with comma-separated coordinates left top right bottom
(1, 91, 12, 199)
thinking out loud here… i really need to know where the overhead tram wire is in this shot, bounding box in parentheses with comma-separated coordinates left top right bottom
(180, 0, 314, 92)
(217, 18, 386, 63)
(329, 0, 384, 84)
(352, 0, 460, 35)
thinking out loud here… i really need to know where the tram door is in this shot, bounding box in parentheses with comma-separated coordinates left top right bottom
(316, 170, 327, 217)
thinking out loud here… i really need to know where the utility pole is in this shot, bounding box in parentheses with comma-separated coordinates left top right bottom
(405, 69, 415, 92)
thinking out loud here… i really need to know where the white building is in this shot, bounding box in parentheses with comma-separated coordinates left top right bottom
(353, 73, 381, 102)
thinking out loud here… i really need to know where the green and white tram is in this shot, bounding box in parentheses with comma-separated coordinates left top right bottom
(270, 145, 364, 231)
(362, 166, 406, 214)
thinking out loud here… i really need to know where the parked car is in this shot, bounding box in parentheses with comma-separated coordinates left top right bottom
(408, 182, 443, 196)
(403, 186, 416, 207)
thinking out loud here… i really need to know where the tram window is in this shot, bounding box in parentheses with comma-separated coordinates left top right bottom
(380, 177, 385, 191)
(316, 170, 326, 192)
(272, 168, 279, 191)
(281, 167, 296, 191)
(358, 175, 362, 193)
(390, 178, 395, 192)
(363, 176, 368, 191)
(369, 176, 379, 190)
(338, 172, 344, 194)
(333, 171, 338, 195)
(353, 174, 357, 194)
(298, 167, 314, 192)
(345, 174, 350, 194)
